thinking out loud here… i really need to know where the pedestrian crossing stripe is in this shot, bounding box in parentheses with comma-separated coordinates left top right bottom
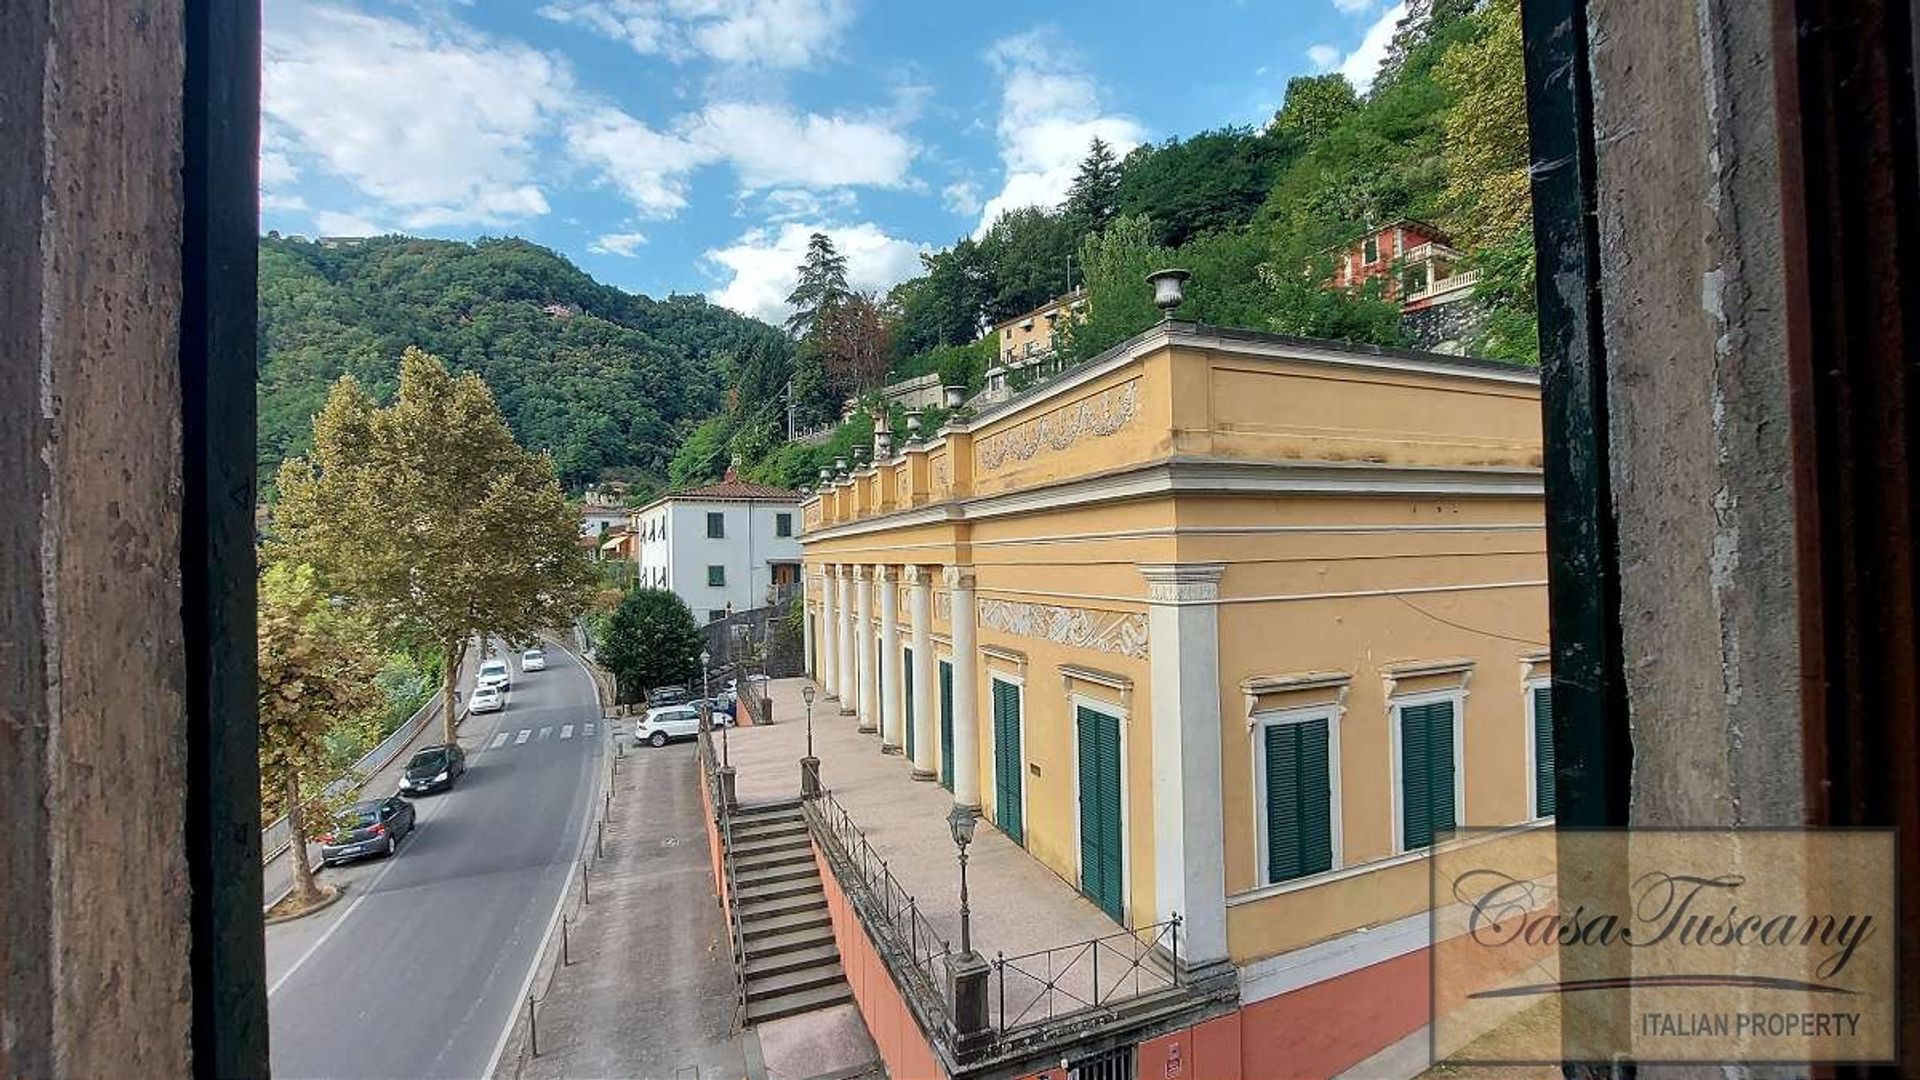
(489, 733, 507, 750)
(584, 723, 596, 736)
(560, 724, 574, 739)
(515, 729, 531, 745)
(538, 726, 553, 740)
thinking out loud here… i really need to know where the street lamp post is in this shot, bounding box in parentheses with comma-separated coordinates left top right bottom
(705, 648, 736, 808)
(801, 682, 819, 798)
(945, 804, 990, 1058)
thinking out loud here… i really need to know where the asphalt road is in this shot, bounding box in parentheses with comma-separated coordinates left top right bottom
(266, 640, 603, 1080)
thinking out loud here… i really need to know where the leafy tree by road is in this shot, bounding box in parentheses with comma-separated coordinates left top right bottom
(272, 348, 598, 743)
(598, 588, 704, 703)
(258, 562, 385, 908)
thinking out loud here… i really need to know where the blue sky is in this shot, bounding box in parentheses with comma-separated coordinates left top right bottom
(261, 0, 1408, 325)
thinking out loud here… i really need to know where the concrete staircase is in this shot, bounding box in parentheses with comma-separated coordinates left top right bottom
(726, 799, 853, 1024)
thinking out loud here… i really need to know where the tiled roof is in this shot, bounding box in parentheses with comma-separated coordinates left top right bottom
(664, 467, 799, 503)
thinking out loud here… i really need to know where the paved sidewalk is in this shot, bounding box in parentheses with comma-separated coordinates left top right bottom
(494, 738, 746, 1080)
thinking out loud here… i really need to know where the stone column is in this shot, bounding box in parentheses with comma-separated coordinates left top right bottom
(819, 565, 837, 699)
(855, 567, 877, 733)
(836, 567, 855, 715)
(1140, 563, 1230, 969)
(946, 566, 982, 810)
(802, 585, 816, 683)
(908, 566, 937, 780)
(878, 565, 903, 754)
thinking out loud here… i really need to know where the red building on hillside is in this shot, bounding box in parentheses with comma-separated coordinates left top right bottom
(1326, 218, 1478, 312)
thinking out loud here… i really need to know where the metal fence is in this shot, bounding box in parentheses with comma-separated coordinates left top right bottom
(992, 916, 1182, 1036)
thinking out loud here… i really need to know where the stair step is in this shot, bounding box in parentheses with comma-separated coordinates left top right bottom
(739, 893, 827, 921)
(733, 849, 815, 875)
(735, 799, 804, 818)
(736, 873, 820, 903)
(744, 982, 853, 1025)
(740, 908, 833, 940)
(746, 962, 845, 1002)
(744, 924, 838, 957)
(736, 861, 818, 888)
(745, 943, 841, 980)
(732, 819, 807, 841)
(730, 835, 812, 860)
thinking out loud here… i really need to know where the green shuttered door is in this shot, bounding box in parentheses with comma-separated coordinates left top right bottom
(1533, 685, 1555, 817)
(1399, 700, 1457, 850)
(938, 661, 954, 790)
(1077, 707, 1124, 920)
(902, 649, 915, 759)
(992, 680, 1023, 845)
(1263, 719, 1333, 884)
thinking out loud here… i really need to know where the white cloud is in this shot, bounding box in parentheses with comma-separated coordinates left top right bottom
(1332, 0, 1376, 14)
(687, 102, 914, 189)
(1306, 43, 1341, 71)
(757, 188, 858, 221)
(264, 1, 573, 227)
(538, 0, 854, 69)
(941, 180, 981, 216)
(566, 99, 914, 217)
(589, 231, 650, 256)
(1340, 2, 1406, 93)
(314, 210, 389, 237)
(704, 222, 927, 323)
(974, 29, 1145, 235)
(261, 192, 309, 213)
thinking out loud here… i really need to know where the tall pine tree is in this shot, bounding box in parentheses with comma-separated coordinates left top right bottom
(1063, 138, 1122, 239)
(784, 232, 851, 338)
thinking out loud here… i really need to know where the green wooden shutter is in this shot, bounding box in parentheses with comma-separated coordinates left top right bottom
(993, 680, 1024, 845)
(903, 649, 915, 758)
(1400, 701, 1457, 850)
(938, 661, 955, 790)
(1077, 707, 1124, 920)
(1533, 685, 1555, 817)
(1263, 719, 1332, 884)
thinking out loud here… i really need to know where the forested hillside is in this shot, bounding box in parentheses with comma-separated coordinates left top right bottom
(700, 0, 1532, 491)
(257, 234, 786, 493)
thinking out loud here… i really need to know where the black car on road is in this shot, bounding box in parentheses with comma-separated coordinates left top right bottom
(319, 796, 417, 866)
(400, 743, 467, 796)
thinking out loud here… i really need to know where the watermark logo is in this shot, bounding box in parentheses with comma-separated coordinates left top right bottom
(1430, 828, 1896, 1065)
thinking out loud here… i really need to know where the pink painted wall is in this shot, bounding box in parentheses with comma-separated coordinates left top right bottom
(814, 844, 948, 1080)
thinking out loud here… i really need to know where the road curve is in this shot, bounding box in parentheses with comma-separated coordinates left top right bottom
(266, 641, 603, 1080)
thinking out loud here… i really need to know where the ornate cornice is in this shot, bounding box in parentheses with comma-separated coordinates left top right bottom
(975, 378, 1141, 472)
(1138, 562, 1226, 603)
(976, 598, 1150, 660)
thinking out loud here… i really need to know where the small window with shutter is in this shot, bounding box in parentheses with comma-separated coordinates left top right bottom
(1256, 709, 1337, 885)
(1396, 695, 1460, 852)
(1530, 682, 1556, 817)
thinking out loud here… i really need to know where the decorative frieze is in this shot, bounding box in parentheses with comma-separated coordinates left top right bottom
(975, 598, 1150, 660)
(1139, 562, 1226, 604)
(975, 378, 1141, 472)
(934, 590, 951, 621)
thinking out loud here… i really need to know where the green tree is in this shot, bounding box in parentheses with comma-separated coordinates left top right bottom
(257, 561, 385, 907)
(669, 415, 732, 489)
(1063, 138, 1123, 237)
(890, 239, 990, 356)
(1269, 75, 1359, 150)
(1114, 128, 1290, 247)
(978, 207, 1080, 322)
(818, 292, 894, 392)
(273, 348, 598, 743)
(1434, 0, 1529, 249)
(598, 587, 704, 703)
(785, 232, 851, 338)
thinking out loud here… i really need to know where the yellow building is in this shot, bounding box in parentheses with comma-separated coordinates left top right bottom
(988, 289, 1087, 366)
(798, 318, 1551, 1077)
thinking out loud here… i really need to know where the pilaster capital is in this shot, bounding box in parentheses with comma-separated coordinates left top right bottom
(942, 565, 977, 591)
(1138, 562, 1226, 603)
(903, 565, 934, 587)
(852, 565, 870, 582)
(873, 564, 898, 584)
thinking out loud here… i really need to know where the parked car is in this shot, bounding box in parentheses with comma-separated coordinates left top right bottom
(318, 796, 416, 865)
(399, 743, 466, 795)
(646, 685, 689, 706)
(477, 658, 511, 690)
(521, 647, 546, 672)
(689, 697, 736, 725)
(633, 703, 701, 747)
(470, 684, 504, 713)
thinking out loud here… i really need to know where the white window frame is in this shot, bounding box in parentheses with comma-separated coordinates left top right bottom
(1251, 703, 1344, 888)
(1523, 676, 1554, 821)
(1387, 687, 1468, 855)
(1068, 693, 1130, 926)
(986, 671, 1028, 843)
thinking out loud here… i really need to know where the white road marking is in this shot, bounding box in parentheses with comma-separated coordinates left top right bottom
(514, 729, 531, 745)
(538, 726, 552, 740)
(489, 733, 507, 750)
(560, 724, 574, 739)
(585, 723, 595, 736)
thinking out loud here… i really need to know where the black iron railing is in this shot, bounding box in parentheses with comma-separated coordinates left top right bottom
(802, 768, 955, 1032)
(699, 731, 750, 1028)
(993, 915, 1182, 1036)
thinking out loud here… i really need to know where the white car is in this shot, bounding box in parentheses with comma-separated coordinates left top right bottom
(521, 648, 546, 672)
(470, 684, 504, 713)
(477, 658, 511, 691)
(633, 704, 701, 747)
